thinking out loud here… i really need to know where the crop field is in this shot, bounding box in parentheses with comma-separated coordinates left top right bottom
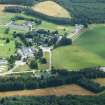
(93, 78, 105, 86)
(92, 78, 105, 96)
(0, 84, 95, 97)
(32, 1, 71, 18)
(52, 24, 105, 70)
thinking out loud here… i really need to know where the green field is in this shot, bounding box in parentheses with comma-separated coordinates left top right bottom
(0, 13, 15, 25)
(75, 24, 105, 58)
(33, 20, 74, 35)
(52, 24, 105, 70)
(0, 27, 15, 58)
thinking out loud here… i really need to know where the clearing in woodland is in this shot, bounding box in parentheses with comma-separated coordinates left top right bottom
(32, 1, 71, 18)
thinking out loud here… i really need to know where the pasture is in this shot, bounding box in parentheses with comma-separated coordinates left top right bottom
(34, 21, 75, 34)
(52, 24, 105, 70)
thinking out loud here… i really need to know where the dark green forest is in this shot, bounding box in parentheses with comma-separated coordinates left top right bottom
(56, 0, 105, 23)
(0, 95, 105, 105)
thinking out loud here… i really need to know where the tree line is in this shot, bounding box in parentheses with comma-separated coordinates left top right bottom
(0, 95, 105, 105)
(0, 68, 104, 93)
(0, 0, 36, 6)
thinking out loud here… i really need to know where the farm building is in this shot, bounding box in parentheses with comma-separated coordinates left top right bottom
(17, 47, 36, 60)
(5, 21, 33, 31)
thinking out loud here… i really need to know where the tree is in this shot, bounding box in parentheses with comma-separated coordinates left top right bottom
(5, 38, 10, 43)
(40, 58, 47, 64)
(15, 41, 22, 48)
(8, 55, 15, 64)
(16, 53, 21, 60)
(5, 28, 10, 34)
(8, 55, 16, 69)
(37, 49, 43, 59)
(84, 23, 88, 28)
(57, 37, 72, 46)
(29, 60, 38, 69)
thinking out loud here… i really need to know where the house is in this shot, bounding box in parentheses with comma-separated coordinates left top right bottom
(75, 24, 84, 34)
(5, 21, 33, 31)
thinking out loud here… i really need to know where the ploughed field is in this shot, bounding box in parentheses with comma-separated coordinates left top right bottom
(0, 84, 95, 97)
(32, 1, 71, 18)
(52, 24, 105, 70)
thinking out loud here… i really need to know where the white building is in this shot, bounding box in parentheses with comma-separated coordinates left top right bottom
(75, 24, 84, 34)
(17, 47, 35, 60)
(0, 59, 8, 65)
(5, 21, 33, 31)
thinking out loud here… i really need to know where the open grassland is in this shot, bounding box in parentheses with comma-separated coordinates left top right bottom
(32, 1, 71, 18)
(0, 84, 95, 97)
(0, 27, 16, 58)
(52, 24, 105, 70)
(0, 40, 15, 58)
(0, 26, 25, 58)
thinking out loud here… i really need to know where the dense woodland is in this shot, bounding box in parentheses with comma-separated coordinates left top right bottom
(56, 0, 105, 23)
(0, 95, 105, 105)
